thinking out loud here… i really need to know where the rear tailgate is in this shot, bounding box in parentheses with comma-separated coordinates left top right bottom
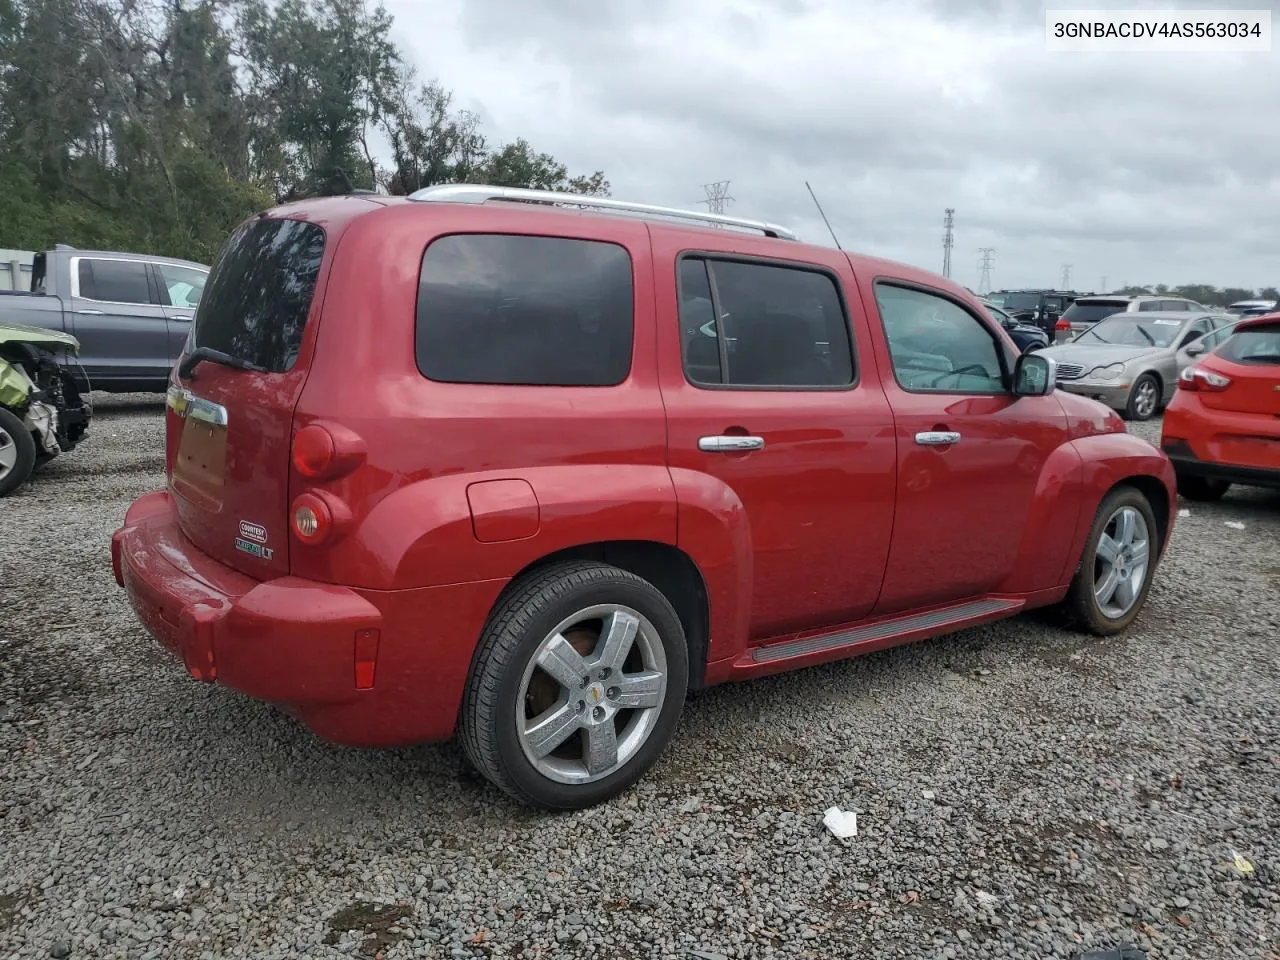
(166, 216, 328, 578)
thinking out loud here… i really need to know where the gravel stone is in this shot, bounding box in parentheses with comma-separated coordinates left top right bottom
(1, 399, 1278, 959)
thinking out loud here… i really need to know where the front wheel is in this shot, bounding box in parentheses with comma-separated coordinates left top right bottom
(1124, 373, 1161, 421)
(1061, 486, 1160, 636)
(460, 561, 689, 810)
(0, 406, 36, 497)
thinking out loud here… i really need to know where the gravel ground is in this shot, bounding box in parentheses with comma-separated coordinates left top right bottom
(2, 394, 1278, 960)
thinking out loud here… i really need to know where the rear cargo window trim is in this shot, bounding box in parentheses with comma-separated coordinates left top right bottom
(675, 250, 860, 393)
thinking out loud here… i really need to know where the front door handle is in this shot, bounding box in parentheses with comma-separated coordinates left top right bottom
(171, 314, 192, 321)
(77, 309, 104, 316)
(915, 431, 961, 446)
(699, 435, 765, 452)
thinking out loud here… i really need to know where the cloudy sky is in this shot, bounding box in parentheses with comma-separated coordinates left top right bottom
(384, 0, 1279, 293)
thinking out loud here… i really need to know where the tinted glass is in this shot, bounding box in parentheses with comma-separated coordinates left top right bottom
(691, 258, 854, 387)
(875, 284, 1005, 393)
(417, 234, 633, 386)
(1044, 297, 1065, 311)
(1062, 301, 1126, 328)
(678, 258, 721, 383)
(1000, 293, 1042, 311)
(156, 264, 208, 309)
(78, 259, 150, 304)
(190, 218, 325, 373)
(1217, 324, 1280, 364)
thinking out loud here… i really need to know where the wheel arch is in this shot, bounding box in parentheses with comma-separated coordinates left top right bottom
(492, 540, 712, 690)
(1109, 474, 1171, 557)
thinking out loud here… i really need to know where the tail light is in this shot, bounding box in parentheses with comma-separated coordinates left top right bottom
(1055, 318, 1071, 331)
(1178, 366, 1232, 391)
(291, 421, 366, 481)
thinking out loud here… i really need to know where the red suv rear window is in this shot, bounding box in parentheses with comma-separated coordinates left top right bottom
(189, 218, 326, 373)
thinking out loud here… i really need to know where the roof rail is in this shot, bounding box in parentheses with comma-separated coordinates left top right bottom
(406, 184, 799, 241)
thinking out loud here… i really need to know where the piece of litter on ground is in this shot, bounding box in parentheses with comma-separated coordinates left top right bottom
(922, 790, 936, 801)
(1178, 508, 1191, 517)
(822, 806, 858, 838)
(1229, 847, 1255, 875)
(1224, 521, 1245, 530)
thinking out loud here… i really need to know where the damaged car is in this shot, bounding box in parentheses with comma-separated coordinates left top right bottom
(0, 321, 92, 496)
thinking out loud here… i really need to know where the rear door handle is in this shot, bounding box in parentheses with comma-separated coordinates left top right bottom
(915, 431, 961, 446)
(171, 314, 192, 321)
(699, 435, 765, 452)
(77, 309, 104, 316)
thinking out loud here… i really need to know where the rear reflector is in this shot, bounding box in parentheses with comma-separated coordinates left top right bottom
(355, 628, 380, 689)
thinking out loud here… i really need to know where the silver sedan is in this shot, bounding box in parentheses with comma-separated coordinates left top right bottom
(1036, 311, 1236, 421)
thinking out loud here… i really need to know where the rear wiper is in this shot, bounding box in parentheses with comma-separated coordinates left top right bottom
(179, 346, 266, 379)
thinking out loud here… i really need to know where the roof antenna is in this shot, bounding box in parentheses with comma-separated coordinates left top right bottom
(805, 181, 843, 251)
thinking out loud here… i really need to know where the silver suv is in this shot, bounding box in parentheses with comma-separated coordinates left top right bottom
(1056, 295, 1205, 342)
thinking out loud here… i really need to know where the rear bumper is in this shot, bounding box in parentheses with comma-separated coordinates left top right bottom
(1161, 439, 1280, 489)
(112, 490, 507, 747)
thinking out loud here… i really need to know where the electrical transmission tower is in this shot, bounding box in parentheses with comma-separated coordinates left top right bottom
(1060, 264, 1072, 289)
(942, 208, 955, 279)
(701, 181, 734, 217)
(1100, 275, 1108, 293)
(978, 247, 995, 295)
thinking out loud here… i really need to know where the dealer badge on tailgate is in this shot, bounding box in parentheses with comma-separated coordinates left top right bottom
(235, 520, 273, 561)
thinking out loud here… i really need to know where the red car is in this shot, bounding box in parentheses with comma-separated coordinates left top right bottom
(112, 186, 1177, 809)
(1161, 313, 1280, 500)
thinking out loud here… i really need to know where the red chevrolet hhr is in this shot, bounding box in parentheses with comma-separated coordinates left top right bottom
(113, 185, 1177, 809)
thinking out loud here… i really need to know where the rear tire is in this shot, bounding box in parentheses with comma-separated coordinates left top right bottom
(0, 407, 36, 497)
(1061, 485, 1160, 636)
(459, 561, 689, 810)
(1177, 474, 1230, 502)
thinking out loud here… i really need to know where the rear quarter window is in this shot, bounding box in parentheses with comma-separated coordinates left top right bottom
(190, 218, 326, 373)
(415, 234, 634, 386)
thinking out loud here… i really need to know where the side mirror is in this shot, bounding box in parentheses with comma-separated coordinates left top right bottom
(1185, 342, 1205, 357)
(1013, 352, 1056, 396)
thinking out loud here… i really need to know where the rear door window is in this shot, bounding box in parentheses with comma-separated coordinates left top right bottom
(416, 234, 633, 386)
(1218, 324, 1280, 364)
(77, 258, 152, 304)
(189, 218, 326, 373)
(678, 256, 854, 388)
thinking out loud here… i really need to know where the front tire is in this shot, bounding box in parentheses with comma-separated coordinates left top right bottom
(1061, 485, 1160, 636)
(0, 407, 36, 497)
(1124, 373, 1160, 421)
(459, 561, 689, 810)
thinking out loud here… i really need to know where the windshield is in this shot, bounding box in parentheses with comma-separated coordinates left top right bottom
(1062, 301, 1127, 328)
(982, 303, 1011, 323)
(1080, 314, 1184, 348)
(1217, 324, 1280, 364)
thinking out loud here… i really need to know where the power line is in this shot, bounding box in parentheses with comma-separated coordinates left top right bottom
(1060, 263, 1072, 289)
(701, 180, 734, 218)
(942, 208, 955, 279)
(978, 247, 995, 296)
